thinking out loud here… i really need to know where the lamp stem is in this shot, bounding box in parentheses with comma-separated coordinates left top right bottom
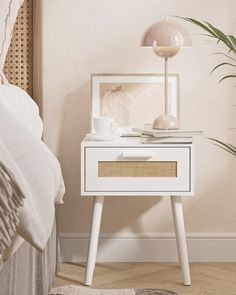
(164, 57, 168, 116)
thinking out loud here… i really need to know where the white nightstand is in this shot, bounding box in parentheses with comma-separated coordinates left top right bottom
(81, 136, 195, 286)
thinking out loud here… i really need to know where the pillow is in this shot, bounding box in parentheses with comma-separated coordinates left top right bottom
(0, 84, 43, 139)
(0, 0, 24, 69)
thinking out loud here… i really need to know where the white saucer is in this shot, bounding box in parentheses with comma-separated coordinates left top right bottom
(86, 133, 120, 141)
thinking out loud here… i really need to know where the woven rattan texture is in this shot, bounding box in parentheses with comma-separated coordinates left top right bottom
(4, 0, 33, 96)
(98, 161, 177, 178)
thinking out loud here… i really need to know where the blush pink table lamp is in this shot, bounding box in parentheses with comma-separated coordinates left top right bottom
(141, 18, 192, 129)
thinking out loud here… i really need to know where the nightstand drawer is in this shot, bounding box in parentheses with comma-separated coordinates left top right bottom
(82, 146, 193, 195)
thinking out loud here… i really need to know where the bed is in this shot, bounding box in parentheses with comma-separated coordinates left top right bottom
(0, 1, 64, 294)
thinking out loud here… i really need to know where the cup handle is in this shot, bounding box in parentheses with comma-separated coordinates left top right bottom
(111, 122, 118, 134)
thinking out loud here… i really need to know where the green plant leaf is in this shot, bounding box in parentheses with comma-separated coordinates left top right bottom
(201, 34, 216, 38)
(227, 143, 236, 152)
(213, 52, 236, 62)
(209, 138, 236, 156)
(228, 35, 236, 50)
(210, 62, 236, 75)
(219, 74, 236, 83)
(178, 17, 218, 37)
(212, 144, 236, 156)
(193, 19, 217, 37)
(178, 17, 236, 83)
(179, 17, 236, 53)
(204, 21, 235, 52)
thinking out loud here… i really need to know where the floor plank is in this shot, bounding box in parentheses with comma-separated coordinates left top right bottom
(53, 263, 236, 294)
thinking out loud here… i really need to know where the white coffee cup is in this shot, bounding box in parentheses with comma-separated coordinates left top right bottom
(93, 117, 117, 136)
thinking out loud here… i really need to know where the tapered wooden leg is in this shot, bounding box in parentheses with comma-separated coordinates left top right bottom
(171, 196, 191, 286)
(85, 196, 104, 286)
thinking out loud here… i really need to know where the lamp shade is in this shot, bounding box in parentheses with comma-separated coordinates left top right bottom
(141, 19, 192, 49)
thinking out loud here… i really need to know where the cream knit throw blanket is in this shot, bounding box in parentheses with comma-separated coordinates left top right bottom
(49, 286, 177, 295)
(0, 161, 24, 255)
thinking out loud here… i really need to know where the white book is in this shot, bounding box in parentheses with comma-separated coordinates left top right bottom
(133, 126, 203, 138)
(141, 135, 193, 144)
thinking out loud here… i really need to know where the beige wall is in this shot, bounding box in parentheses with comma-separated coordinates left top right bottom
(42, 0, 236, 235)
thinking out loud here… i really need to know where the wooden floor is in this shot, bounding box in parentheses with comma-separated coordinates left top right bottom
(53, 263, 236, 295)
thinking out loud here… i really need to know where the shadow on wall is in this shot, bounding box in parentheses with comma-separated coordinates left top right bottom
(57, 80, 90, 232)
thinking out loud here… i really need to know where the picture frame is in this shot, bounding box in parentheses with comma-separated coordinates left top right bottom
(91, 73, 180, 135)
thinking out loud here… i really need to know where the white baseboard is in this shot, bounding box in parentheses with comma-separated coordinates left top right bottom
(59, 232, 236, 263)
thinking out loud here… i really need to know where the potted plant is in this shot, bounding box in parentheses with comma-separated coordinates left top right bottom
(181, 17, 236, 155)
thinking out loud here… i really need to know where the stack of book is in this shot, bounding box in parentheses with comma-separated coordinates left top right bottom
(132, 126, 203, 144)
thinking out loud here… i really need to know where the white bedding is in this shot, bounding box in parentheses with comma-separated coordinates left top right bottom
(0, 93, 65, 252)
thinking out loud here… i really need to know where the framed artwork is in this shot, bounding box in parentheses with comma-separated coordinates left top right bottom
(91, 73, 180, 135)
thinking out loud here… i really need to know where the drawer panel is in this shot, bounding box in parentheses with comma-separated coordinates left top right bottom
(83, 146, 193, 195)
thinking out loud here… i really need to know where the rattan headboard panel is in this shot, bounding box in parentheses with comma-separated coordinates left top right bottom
(4, 0, 33, 96)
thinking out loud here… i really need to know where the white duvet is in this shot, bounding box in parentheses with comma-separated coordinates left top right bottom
(0, 91, 65, 251)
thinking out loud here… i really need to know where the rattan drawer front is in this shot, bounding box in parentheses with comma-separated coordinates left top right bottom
(98, 161, 177, 177)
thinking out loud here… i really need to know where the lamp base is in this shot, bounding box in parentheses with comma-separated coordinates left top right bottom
(152, 114, 179, 130)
